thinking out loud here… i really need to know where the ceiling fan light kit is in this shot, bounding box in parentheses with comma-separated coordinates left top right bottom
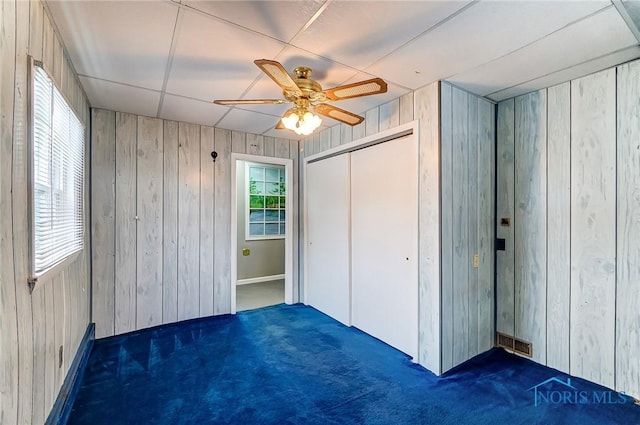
(214, 59, 388, 137)
(281, 107, 322, 136)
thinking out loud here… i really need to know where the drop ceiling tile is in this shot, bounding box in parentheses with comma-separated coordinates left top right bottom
(448, 6, 638, 97)
(488, 45, 640, 101)
(183, 1, 324, 42)
(216, 108, 282, 135)
(166, 9, 286, 102)
(48, 1, 178, 90)
(79, 76, 161, 118)
(291, 1, 472, 70)
(368, 0, 611, 90)
(159, 94, 227, 127)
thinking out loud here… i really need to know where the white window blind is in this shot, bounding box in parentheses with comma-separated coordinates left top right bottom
(32, 64, 85, 277)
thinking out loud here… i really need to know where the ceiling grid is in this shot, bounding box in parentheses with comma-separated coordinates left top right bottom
(46, 0, 640, 136)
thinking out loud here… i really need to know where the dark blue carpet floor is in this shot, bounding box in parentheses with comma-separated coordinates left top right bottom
(68, 304, 640, 424)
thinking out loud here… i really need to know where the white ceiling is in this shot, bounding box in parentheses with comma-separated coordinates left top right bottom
(46, 0, 640, 138)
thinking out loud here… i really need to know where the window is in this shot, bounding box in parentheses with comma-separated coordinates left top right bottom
(246, 163, 286, 239)
(31, 63, 85, 277)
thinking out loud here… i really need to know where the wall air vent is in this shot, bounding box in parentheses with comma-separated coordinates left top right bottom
(497, 332, 515, 350)
(496, 332, 532, 358)
(514, 338, 533, 357)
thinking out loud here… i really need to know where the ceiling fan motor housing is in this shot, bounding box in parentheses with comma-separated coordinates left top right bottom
(285, 67, 328, 104)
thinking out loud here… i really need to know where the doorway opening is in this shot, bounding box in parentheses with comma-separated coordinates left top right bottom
(231, 154, 294, 314)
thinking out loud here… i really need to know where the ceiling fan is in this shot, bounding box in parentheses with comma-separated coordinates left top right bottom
(214, 59, 388, 136)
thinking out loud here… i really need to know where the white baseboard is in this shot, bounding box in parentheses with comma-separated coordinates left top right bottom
(236, 274, 285, 286)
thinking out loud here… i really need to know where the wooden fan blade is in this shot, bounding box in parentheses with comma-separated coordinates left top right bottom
(214, 99, 285, 105)
(323, 78, 387, 101)
(254, 59, 301, 95)
(314, 104, 364, 126)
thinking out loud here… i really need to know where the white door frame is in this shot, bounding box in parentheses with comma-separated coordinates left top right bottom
(303, 120, 418, 305)
(230, 153, 294, 314)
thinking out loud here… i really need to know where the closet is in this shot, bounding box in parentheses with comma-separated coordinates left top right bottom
(305, 154, 351, 326)
(305, 132, 418, 358)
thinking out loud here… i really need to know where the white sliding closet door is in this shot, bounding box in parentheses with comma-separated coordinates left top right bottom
(305, 154, 351, 325)
(350, 134, 418, 358)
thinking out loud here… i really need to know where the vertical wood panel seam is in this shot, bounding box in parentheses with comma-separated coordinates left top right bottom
(496, 101, 502, 341)
(88, 111, 93, 326)
(113, 114, 118, 333)
(436, 83, 441, 370)
(475, 100, 478, 350)
(198, 127, 202, 316)
(467, 97, 472, 356)
(176, 125, 181, 320)
(545, 89, 549, 364)
(471, 99, 476, 351)
(568, 82, 572, 374)
(449, 88, 454, 365)
(450, 87, 456, 365)
(439, 83, 445, 367)
(161, 124, 165, 322)
(512, 99, 516, 337)
(546, 89, 550, 364)
(443, 86, 447, 364)
(467, 98, 471, 355)
(161, 124, 165, 323)
(513, 97, 516, 340)
(212, 129, 216, 311)
(134, 117, 139, 329)
(446, 86, 453, 365)
(613, 66, 618, 390)
(198, 129, 202, 316)
(111, 116, 116, 336)
(476, 99, 482, 350)
(477, 98, 481, 352)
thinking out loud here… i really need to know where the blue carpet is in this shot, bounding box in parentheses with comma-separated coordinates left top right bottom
(68, 304, 640, 424)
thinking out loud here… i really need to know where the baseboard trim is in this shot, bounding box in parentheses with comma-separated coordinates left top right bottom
(45, 323, 95, 425)
(236, 274, 285, 286)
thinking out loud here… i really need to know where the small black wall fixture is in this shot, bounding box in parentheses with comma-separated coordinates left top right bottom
(211, 151, 218, 162)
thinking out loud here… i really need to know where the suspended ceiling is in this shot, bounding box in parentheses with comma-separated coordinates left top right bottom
(46, 0, 640, 138)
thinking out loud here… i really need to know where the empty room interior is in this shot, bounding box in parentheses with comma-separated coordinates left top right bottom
(2, 0, 640, 424)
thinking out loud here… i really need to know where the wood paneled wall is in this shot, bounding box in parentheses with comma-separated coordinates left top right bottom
(1, 1, 91, 423)
(496, 59, 640, 398)
(616, 59, 640, 400)
(90, 109, 298, 338)
(514, 90, 547, 365)
(414, 83, 444, 375)
(300, 84, 495, 375)
(440, 83, 495, 371)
